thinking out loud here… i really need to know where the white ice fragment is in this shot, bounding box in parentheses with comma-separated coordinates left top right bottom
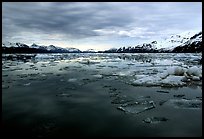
(192, 76, 200, 81)
(167, 66, 185, 76)
(68, 78, 77, 82)
(93, 74, 103, 78)
(133, 75, 161, 85)
(161, 75, 185, 86)
(35, 54, 55, 59)
(165, 98, 202, 109)
(41, 74, 47, 77)
(24, 83, 31, 86)
(186, 66, 201, 77)
(118, 71, 132, 76)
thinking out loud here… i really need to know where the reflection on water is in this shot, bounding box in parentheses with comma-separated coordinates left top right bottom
(2, 53, 202, 137)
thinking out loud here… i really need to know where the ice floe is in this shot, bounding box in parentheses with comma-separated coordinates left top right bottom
(2, 53, 202, 87)
(164, 98, 202, 109)
(117, 100, 156, 114)
(143, 117, 169, 124)
(186, 66, 202, 77)
(132, 65, 202, 87)
(93, 74, 103, 78)
(67, 78, 77, 82)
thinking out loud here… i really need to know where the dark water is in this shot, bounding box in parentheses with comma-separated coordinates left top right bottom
(2, 53, 202, 137)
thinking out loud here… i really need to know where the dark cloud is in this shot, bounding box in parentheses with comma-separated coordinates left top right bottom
(3, 2, 135, 40)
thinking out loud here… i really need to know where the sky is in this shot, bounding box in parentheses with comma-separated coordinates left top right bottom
(2, 2, 202, 51)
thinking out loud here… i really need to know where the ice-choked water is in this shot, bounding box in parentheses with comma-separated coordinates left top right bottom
(2, 53, 202, 137)
(23, 53, 202, 87)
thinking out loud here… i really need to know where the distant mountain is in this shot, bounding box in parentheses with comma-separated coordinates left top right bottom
(65, 47, 81, 53)
(83, 49, 97, 53)
(30, 43, 81, 53)
(2, 31, 202, 53)
(2, 42, 30, 48)
(2, 42, 81, 53)
(171, 31, 202, 53)
(104, 31, 202, 53)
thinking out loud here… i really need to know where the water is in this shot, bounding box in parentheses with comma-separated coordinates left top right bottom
(2, 53, 202, 137)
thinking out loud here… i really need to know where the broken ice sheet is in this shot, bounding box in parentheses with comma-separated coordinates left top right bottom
(117, 100, 156, 114)
(143, 117, 169, 124)
(67, 78, 77, 82)
(56, 93, 72, 97)
(92, 74, 103, 78)
(164, 98, 202, 109)
(23, 83, 31, 86)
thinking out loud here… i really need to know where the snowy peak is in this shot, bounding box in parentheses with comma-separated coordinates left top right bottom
(153, 31, 198, 50)
(184, 31, 202, 46)
(3, 42, 81, 53)
(172, 31, 202, 53)
(104, 31, 202, 53)
(2, 42, 29, 48)
(83, 49, 97, 53)
(46, 45, 60, 51)
(30, 43, 47, 50)
(65, 47, 81, 52)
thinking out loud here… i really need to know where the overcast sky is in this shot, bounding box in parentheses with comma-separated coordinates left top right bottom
(2, 2, 202, 51)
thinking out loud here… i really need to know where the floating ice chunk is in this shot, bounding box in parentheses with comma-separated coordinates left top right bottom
(143, 117, 168, 124)
(165, 98, 202, 109)
(167, 66, 185, 76)
(41, 74, 47, 77)
(186, 66, 201, 77)
(192, 76, 200, 81)
(56, 93, 72, 97)
(35, 54, 55, 59)
(133, 75, 162, 86)
(117, 100, 155, 114)
(153, 59, 174, 66)
(24, 83, 31, 86)
(161, 75, 185, 86)
(93, 74, 103, 78)
(68, 78, 77, 82)
(117, 71, 134, 76)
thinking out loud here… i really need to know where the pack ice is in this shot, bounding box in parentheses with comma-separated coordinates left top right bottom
(132, 65, 202, 87)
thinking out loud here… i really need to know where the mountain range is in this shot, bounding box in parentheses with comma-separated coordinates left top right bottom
(2, 31, 202, 53)
(104, 31, 202, 53)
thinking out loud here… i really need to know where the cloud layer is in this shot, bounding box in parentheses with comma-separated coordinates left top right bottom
(2, 2, 202, 50)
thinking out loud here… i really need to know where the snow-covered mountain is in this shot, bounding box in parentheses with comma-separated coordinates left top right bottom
(30, 43, 47, 50)
(30, 43, 81, 52)
(83, 49, 97, 53)
(2, 42, 81, 53)
(104, 31, 202, 53)
(2, 42, 29, 48)
(65, 47, 81, 52)
(2, 31, 202, 53)
(171, 31, 202, 53)
(153, 31, 198, 50)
